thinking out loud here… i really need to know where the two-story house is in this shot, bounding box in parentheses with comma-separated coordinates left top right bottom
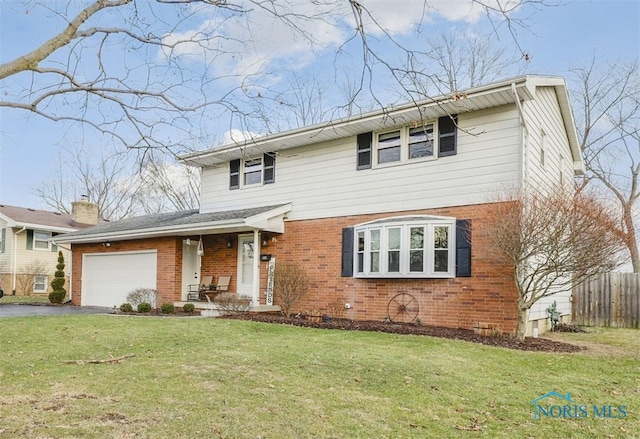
(0, 198, 99, 296)
(57, 75, 582, 336)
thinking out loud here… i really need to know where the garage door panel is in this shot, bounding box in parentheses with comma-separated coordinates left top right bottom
(82, 251, 157, 308)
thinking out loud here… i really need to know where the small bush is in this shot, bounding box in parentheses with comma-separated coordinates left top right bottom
(126, 288, 158, 308)
(161, 303, 175, 314)
(274, 261, 310, 317)
(48, 290, 66, 304)
(182, 303, 195, 313)
(119, 303, 134, 312)
(137, 302, 152, 313)
(213, 293, 251, 315)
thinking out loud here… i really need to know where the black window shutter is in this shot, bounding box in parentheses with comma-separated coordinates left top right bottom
(26, 229, 34, 250)
(357, 132, 372, 170)
(455, 219, 471, 277)
(263, 153, 275, 184)
(438, 114, 458, 157)
(229, 159, 240, 190)
(341, 227, 354, 277)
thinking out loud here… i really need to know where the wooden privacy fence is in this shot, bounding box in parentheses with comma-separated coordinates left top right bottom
(572, 273, 640, 328)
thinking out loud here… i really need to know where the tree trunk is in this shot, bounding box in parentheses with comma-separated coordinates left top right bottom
(515, 306, 528, 342)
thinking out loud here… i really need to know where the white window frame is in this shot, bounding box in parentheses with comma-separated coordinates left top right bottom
(33, 230, 51, 251)
(34, 275, 48, 293)
(354, 216, 456, 278)
(373, 121, 438, 167)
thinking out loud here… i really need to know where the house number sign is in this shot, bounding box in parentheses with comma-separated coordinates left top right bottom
(266, 258, 275, 306)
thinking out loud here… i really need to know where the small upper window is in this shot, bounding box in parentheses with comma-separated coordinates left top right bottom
(34, 231, 51, 251)
(230, 153, 275, 190)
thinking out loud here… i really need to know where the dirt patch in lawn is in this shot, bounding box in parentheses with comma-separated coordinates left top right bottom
(224, 313, 583, 353)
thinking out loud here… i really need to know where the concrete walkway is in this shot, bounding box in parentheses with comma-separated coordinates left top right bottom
(0, 303, 114, 318)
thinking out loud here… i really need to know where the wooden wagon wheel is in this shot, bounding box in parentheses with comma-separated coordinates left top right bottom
(387, 293, 419, 323)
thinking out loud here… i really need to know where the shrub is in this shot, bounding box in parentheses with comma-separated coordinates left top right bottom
(48, 290, 66, 304)
(161, 303, 175, 314)
(119, 303, 134, 312)
(126, 288, 158, 308)
(182, 303, 195, 313)
(274, 262, 309, 317)
(213, 293, 251, 315)
(137, 302, 152, 313)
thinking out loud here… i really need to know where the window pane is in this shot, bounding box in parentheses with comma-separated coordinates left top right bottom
(388, 228, 401, 249)
(410, 250, 424, 272)
(410, 227, 424, 249)
(434, 226, 449, 249)
(388, 251, 400, 272)
(244, 158, 262, 185)
(34, 240, 49, 249)
(34, 275, 47, 291)
(370, 252, 380, 272)
(370, 229, 380, 251)
(357, 231, 365, 273)
(377, 130, 401, 163)
(409, 125, 433, 158)
(434, 250, 449, 272)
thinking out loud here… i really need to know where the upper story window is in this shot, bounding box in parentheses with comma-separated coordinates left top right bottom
(34, 231, 51, 251)
(354, 216, 456, 278)
(230, 153, 275, 190)
(0, 228, 5, 253)
(357, 115, 457, 169)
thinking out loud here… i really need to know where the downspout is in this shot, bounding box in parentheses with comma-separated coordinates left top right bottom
(511, 82, 532, 336)
(12, 227, 26, 293)
(511, 83, 529, 190)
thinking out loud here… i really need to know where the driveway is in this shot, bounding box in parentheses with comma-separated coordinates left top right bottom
(0, 304, 114, 318)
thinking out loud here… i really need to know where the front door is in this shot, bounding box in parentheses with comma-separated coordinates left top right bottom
(237, 235, 255, 298)
(181, 240, 201, 300)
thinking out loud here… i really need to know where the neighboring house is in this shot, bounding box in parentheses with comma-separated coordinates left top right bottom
(0, 198, 99, 296)
(57, 75, 581, 336)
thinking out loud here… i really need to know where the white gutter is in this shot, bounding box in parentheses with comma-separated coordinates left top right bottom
(12, 227, 26, 293)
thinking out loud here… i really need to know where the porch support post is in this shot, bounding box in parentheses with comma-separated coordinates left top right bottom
(251, 229, 260, 306)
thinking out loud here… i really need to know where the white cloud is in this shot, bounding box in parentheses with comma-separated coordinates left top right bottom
(221, 129, 261, 145)
(160, 1, 518, 77)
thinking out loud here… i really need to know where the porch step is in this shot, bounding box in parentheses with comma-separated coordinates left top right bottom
(173, 301, 281, 317)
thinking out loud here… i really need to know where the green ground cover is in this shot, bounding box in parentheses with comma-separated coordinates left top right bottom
(0, 315, 637, 438)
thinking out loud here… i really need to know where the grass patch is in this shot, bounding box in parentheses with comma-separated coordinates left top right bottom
(0, 294, 50, 304)
(0, 316, 638, 438)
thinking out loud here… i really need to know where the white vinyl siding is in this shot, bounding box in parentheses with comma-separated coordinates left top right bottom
(200, 105, 521, 221)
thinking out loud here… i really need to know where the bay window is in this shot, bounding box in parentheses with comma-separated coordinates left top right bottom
(354, 217, 456, 278)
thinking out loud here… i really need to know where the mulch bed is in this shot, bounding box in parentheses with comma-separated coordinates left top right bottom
(225, 313, 584, 353)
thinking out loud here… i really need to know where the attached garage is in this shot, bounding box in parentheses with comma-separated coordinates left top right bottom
(81, 251, 157, 308)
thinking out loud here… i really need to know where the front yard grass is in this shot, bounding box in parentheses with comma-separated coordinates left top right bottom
(0, 316, 638, 438)
(0, 294, 50, 304)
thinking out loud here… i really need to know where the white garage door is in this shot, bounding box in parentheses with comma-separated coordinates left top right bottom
(82, 251, 158, 308)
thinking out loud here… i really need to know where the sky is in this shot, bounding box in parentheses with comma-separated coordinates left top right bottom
(0, 0, 639, 210)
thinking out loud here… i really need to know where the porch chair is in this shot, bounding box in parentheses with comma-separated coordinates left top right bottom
(187, 275, 213, 301)
(213, 275, 231, 292)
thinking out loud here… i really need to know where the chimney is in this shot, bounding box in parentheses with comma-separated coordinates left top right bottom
(71, 196, 99, 225)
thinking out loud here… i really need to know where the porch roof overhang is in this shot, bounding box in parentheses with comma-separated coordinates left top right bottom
(54, 204, 292, 245)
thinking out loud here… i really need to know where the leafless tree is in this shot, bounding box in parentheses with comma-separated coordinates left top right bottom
(34, 145, 142, 221)
(401, 30, 522, 96)
(571, 58, 640, 272)
(274, 261, 310, 317)
(15, 260, 49, 296)
(1, 0, 554, 157)
(484, 187, 625, 341)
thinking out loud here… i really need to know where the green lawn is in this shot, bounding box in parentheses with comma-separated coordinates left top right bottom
(0, 315, 638, 438)
(0, 294, 50, 304)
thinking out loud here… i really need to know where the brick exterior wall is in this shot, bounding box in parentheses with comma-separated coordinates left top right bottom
(70, 203, 519, 334)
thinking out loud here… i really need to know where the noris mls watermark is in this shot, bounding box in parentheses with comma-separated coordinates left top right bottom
(531, 391, 627, 420)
